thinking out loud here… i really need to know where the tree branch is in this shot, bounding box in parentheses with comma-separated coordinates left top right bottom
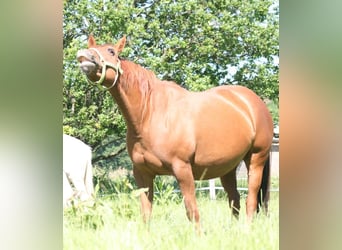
(92, 144, 127, 163)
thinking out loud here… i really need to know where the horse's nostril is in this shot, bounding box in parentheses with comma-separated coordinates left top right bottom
(77, 56, 86, 63)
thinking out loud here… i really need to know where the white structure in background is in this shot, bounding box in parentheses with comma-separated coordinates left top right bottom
(63, 134, 94, 207)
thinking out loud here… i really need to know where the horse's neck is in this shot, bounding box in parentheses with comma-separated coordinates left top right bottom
(108, 60, 156, 134)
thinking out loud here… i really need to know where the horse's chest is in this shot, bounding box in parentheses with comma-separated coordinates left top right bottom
(130, 143, 171, 175)
(131, 150, 160, 166)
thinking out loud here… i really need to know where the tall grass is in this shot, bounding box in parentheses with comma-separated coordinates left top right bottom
(64, 176, 279, 250)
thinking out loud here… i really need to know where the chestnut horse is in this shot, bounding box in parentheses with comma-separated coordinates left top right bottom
(76, 35, 273, 228)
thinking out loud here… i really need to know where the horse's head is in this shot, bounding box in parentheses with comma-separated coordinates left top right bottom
(76, 35, 126, 90)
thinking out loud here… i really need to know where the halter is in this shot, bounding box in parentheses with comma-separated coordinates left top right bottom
(85, 47, 123, 91)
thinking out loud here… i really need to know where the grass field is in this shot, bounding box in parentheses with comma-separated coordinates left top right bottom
(64, 181, 279, 250)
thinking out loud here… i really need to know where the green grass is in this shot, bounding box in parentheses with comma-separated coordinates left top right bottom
(64, 190, 279, 250)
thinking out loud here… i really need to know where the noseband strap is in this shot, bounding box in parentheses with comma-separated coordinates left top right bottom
(86, 48, 123, 91)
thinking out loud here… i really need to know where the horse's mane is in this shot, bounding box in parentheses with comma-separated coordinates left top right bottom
(119, 59, 183, 93)
(118, 59, 186, 124)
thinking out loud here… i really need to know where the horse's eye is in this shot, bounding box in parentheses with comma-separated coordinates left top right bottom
(107, 48, 115, 56)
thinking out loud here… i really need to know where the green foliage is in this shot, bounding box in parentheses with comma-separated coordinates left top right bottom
(93, 166, 136, 195)
(64, 201, 105, 230)
(154, 176, 182, 205)
(267, 99, 279, 124)
(91, 134, 131, 169)
(64, 192, 279, 249)
(63, 0, 279, 170)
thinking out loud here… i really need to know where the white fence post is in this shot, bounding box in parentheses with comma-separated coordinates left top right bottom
(209, 179, 216, 200)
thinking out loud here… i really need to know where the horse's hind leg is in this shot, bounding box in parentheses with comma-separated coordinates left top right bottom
(245, 151, 269, 222)
(220, 167, 240, 218)
(63, 171, 73, 207)
(67, 165, 90, 201)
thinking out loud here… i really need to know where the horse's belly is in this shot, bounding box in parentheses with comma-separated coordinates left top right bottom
(192, 155, 244, 180)
(192, 135, 251, 180)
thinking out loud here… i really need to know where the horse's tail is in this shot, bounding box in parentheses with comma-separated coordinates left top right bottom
(84, 147, 94, 197)
(257, 153, 271, 213)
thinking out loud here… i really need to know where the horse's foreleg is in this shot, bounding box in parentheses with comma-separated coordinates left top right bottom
(220, 167, 240, 218)
(133, 166, 154, 224)
(172, 159, 200, 231)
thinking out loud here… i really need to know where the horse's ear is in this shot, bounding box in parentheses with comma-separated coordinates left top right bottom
(117, 35, 126, 53)
(88, 35, 96, 47)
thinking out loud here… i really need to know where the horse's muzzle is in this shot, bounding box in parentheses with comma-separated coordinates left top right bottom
(76, 49, 97, 75)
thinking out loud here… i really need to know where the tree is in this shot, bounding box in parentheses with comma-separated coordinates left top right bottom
(63, 0, 279, 167)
